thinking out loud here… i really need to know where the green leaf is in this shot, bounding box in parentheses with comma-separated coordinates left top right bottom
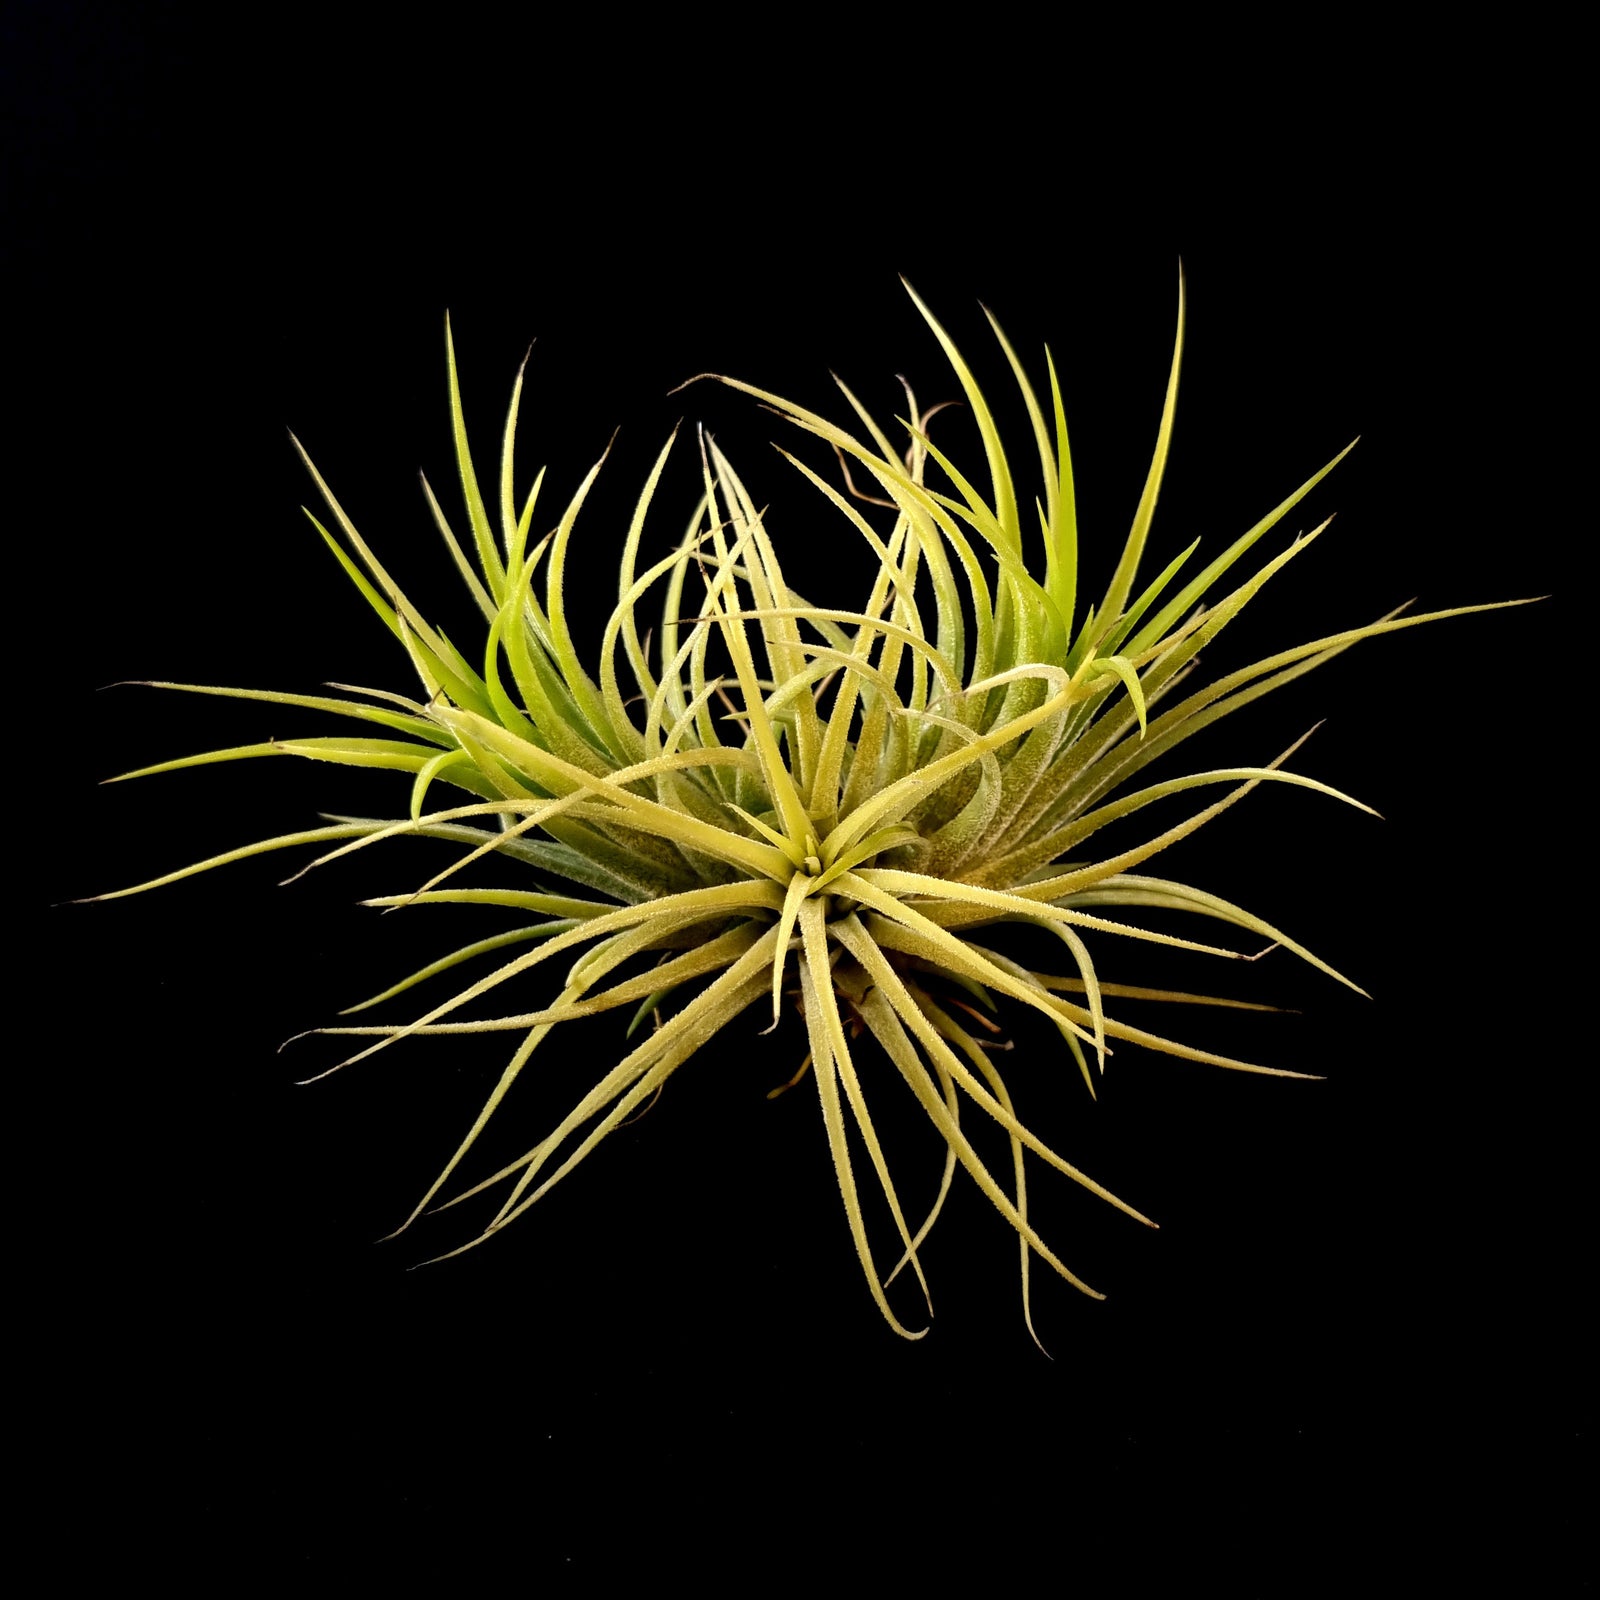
(1098, 265, 1185, 627)
(445, 312, 508, 603)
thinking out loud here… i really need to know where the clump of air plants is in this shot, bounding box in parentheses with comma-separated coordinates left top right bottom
(90, 273, 1527, 1341)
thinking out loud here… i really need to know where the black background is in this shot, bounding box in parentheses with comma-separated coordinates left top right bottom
(18, 9, 1586, 1584)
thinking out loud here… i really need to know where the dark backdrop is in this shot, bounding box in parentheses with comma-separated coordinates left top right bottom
(20, 9, 1585, 1583)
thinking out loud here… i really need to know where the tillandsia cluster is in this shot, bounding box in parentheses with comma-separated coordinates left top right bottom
(92, 274, 1525, 1342)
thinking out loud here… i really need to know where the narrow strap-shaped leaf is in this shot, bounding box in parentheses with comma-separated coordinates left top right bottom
(444, 313, 507, 602)
(107, 735, 446, 785)
(482, 609, 545, 748)
(852, 969, 1108, 1299)
(853, 867, 1255, 963)
(801, 901, 935, 1318)
(709, 441, 824, 795)
(482, 935, 780, 1231)
(992, 757, 1298, 899)
(901, 279, 1019, 551)
(432, 705, 790, 880)
(420, 471, 497, 623)
(293, 442, 488, 693)
(1063, 871, 1365, 995)
(769, 871, 811, 1026)
(1030, 973, 1286, 1011)
(823, 663, 1086, 860)
(603, 427, 681, 751)
(1127, 442, 1357, 657)
(339, 922, 579, 1014)
(359, 887, 616, 918)
(1033, 527, 1332, 822)
(1086, 655, 1149, 737)
(330, 922, 768, 1041)
(430, 935, 780, 1226)
(911, 987, 1050, 1350)
(1097, 538, 1200, 659)
(983, 304, 1059, 564)
(1076, 598, 1534, 820)
(380, 986, 581, 1237)
(545, 435, 626, 755)
(1045, 761, 1379, 860)
(1099, 265, 1185, 626)
(798, 908, 928, 1339)
(324, 813, 651, 895)
(696, 606, 958, 695)
(499, 345, 532, 563)
(833, 915, 1150, 1230)
(410, 749, 488, 819)
(501, 543, 612, 774)
(697, 433, 812, 849)
(1035, 919, 1105, 1073)
(879, 1047, 960, 1291)
(115, 681, 449, 746)
(830, 872, 1096, 1048)
(311, 877, 786, 1075)
(965, 938, 1322, 1084)
(1044, 347, 1079, 628)
(79, 822, 386, 902)
(311, 513, 494, 717)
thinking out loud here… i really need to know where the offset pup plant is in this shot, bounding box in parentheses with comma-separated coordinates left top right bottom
(91, 274, 1524, 1341)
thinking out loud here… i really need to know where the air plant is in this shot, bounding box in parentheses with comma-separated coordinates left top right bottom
(90, 273, 1525, 1342)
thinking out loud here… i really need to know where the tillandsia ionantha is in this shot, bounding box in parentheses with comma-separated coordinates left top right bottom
(90, 272, 1529, 1343)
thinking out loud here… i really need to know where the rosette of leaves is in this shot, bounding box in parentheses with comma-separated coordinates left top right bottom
(91, 275, 1524, 1341)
